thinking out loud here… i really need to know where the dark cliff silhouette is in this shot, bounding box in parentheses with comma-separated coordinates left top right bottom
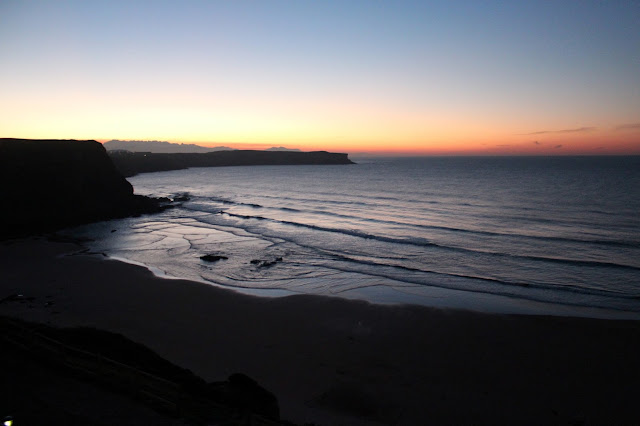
(0, 138, 162, 239)
(109, 149, 354, 177)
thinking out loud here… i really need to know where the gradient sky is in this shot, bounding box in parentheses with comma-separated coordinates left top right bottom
(1, 0, 639, 154)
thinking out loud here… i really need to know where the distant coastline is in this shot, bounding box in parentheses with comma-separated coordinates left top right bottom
(103, 139, 235, 153)
(108, 149, 354, 177)
(104, 139, 302, 154)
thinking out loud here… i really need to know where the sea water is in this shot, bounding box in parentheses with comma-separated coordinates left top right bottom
(64, 156, 640, 318)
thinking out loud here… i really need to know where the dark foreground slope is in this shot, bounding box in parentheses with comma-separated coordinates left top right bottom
(0, 316, 284, 425)
(109, 149, 354, 177)
(0, 138, 162, 239)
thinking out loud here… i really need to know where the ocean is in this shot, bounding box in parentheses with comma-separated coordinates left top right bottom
(64, 156, 640, 318)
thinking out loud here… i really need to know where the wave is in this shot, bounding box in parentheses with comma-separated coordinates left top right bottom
(325, 252, 640, 300)
(183, 210, 629, 301)
(206, 196, 263, 208)
(236, 191, 638, 225)
(215, 211, 640, 272)
(188, 195, 640, 250)
(197, 205, 640, 268)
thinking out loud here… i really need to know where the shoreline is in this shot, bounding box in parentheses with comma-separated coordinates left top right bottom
(105, 242, 640, 321)
(2, 236, 640, 425)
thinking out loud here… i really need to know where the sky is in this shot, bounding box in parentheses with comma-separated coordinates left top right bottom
(1, 0, 639, 155)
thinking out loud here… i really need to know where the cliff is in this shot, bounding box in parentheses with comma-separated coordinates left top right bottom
(109, 149, 354, 177)
(0, 138, 162, 239)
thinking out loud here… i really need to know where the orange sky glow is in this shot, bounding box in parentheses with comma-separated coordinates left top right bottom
(1, 1, 639, 156)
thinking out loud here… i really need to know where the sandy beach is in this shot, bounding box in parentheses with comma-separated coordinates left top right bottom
(1, 237, 639, 425)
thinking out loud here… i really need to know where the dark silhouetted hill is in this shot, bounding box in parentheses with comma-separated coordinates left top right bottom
(104, 139, 234, 153)
(0, 138, 163, 239)
(0, 317, 285, 424)
(265, 146, 302, 152)
(109, 149, 354, 177)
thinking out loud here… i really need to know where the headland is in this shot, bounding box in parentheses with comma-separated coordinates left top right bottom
(109, 149, 354, 177)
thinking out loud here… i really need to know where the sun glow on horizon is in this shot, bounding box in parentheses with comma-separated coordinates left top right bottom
(1, 1, 639, 156)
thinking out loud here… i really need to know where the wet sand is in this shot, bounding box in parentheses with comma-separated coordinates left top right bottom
(1, 237, 639, 425)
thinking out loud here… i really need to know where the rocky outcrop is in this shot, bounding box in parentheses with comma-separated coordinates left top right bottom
(208, 373, 281, 420)
(1, 317, 285, 424)
(200, 254, 228, 262)
(109, 149, 354, 177)
(0, 138, 163, 239)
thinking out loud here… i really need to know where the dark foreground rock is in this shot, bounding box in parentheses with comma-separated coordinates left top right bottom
(208, 373, 281, 420)
(0, 138, 165, 239)
(0, 316, 286, 425)
(109, 149, 354, 177)
(200, 254, 228, 262)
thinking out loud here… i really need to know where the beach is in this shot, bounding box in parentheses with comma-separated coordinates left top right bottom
(1, 237, 639, 425)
